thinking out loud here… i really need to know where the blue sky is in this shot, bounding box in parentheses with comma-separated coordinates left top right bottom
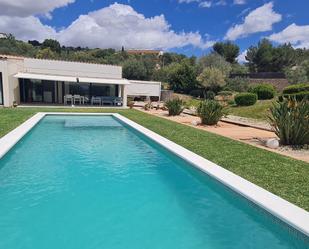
(0, 0, 308, 60)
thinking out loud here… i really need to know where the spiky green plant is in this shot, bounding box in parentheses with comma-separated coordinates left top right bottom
(165, 98, 184, 116)
(197, 100, 226, 125)
(269, 98, 309, 145)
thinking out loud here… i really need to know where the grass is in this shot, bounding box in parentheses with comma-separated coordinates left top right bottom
(183, 97, 273, 121)
(1, 107, 309, 211)
(226, 100, 274, 120)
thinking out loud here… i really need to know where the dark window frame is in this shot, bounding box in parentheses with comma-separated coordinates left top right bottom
(0, 72, 3, 105)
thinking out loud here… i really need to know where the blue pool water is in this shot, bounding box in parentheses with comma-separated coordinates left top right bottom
(0, 115, 308, 249)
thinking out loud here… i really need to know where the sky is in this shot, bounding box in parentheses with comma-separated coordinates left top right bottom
(0, 0, 308, 61)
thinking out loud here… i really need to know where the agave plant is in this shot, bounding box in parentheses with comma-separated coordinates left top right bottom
(165, 98, 184, 116)
(197, 100, 226, 125)
(269, 98, 309, 145)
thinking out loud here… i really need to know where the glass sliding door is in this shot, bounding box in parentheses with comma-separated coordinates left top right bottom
(19, 79, 57, 104)
(42, 80, 55, 103)
(0, 73, 3, 105)
(31, 80, 43, 102)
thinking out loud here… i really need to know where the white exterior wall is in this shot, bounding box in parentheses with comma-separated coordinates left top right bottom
(23, 58, 122, 79)
(0, 60, 7, 106)
(127, 80, 161, 98)
(0, 57, 162, 107)
(0, 58, 23, 106)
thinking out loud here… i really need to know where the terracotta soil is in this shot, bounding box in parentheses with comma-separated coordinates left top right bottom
(136, 107, 309, 163)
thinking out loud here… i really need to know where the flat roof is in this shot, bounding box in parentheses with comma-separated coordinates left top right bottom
(15, 72, 130, 85)
(0, 54, 120, 68)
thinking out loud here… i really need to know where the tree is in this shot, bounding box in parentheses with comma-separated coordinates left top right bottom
(271, 43, 296, 72)
(161, 52, 186, 67)
(42, 39, 61, 53)
(122, 60, 148, 80)
(246, 39, 273, 72)
(198, 53, 231, 77)
(230, 63, 249, 74)
(246, 39, 297, 73)
(301, 60, 309, 80)
(213, 41, 240, 63)
(285, 62, 309, 84)
(164, 60, 198, 93)
(28, 40, 41, 47)
(36, 48, 57, 59)
(197, 67, 226, 94)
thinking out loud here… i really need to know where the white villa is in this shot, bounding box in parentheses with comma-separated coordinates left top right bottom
(0, 55, 161, 107)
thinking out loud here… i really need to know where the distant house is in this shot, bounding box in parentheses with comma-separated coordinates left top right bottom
(126, 49, 163, 57)
(0, 33, 9, 39)
(0, 55, 161, 107)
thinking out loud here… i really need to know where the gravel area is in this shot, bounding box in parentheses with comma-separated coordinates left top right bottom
(137, 107, 309, 163)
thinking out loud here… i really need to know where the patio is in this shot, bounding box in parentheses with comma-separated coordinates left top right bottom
(18, 76, 129, 107)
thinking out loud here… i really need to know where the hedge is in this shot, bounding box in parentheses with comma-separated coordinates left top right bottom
(234, 93, 257, 106)
(282, 83, 309, 101)
(281, 91, 309, 101)
(249, 83, 275, 100)
(282, 83, 309, 94)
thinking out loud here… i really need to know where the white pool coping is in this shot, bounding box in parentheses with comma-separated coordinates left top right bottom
(0, 112, 308, 238)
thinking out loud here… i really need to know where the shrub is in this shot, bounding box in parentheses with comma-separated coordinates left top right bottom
(225, 77, 249, 92)
(165, 98, 184, 116)
(269, 98, 309, 145)
(227, 99, 236, 106)
(282, 83, 309, 94)
(285, 67, 308, 84)
(205, 90, 215, 100)
(217, 90, 233, 96)
(249, 84, 275, 100)
(197, 100, 226, 125)
(282, 83, 309, 101)
(197, 67, 226, 92)
(234, 93, 257, 106)
(189, 89, 204, 98)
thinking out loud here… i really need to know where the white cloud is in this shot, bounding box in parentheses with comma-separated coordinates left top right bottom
(225, 2, 282, 40)
(178, 0, 199, 3)
(268, 23, 309, 49)
(237, 50, 247, 63)
(0, 0, 75, 17)
(233, 0, 246, 5)
(1, 3, 214, 50)
(0, 15, 56, 41)
(215, 0, 227, 6)
(199, 1, 212, 8)
(178, 0, 226, 7)
(58, 3, 214, 50)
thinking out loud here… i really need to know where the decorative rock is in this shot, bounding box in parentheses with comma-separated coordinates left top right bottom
(266, 139, 279, 149)
(191, 120, 200, 126)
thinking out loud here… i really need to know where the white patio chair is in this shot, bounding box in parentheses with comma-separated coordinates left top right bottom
(73, 95, 81, 105)
(64, 94, 73, 105)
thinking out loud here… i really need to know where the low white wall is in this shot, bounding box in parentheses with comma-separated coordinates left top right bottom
(127, 80, 161, 97)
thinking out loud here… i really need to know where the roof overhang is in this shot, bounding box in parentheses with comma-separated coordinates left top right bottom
(15, 72, 77, 82)
(14, 73, 130, 85)
(78, 77, 130, 85)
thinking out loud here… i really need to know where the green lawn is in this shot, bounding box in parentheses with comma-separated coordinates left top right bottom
(1, 107, 308, 211)
(226, 100, 274, 120)
(184, 98, 273, 120)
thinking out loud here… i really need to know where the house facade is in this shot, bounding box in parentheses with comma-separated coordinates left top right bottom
(0, 55, 161, 107)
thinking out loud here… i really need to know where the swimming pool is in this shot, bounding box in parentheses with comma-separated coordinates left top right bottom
(0, 114, 308, 249)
